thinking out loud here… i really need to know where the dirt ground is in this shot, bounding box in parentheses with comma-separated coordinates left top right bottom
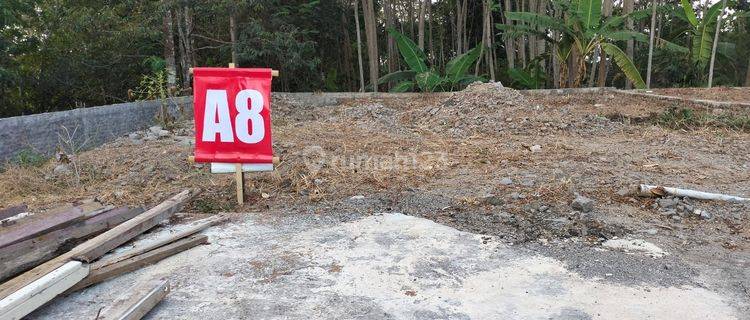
(1, 85, 749, 316)
(652, 86, 750, 103)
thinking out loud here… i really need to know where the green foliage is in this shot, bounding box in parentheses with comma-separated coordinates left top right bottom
(577, 0, 602, 30)
(14, 148, 47, 167)
(388, 28, 428, 73)
(601, 43, 646, 89)
(502, 0, 692, 88)
(379, 29, 484, 92)
(507, 63, 546, 89)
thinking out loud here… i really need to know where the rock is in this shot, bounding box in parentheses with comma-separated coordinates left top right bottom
(499, 177, 513, 186)
(511, 192, 525, 200)
(657, 198, 678, 209)
(696, 209, 713, 220)
(261, 192, 270, 199)
(671, 215, 682, 222)
(128, 133, 140, 139)
(571, 195, 595, 213)
(149, 125, 163, 134)
(350, 195, 365, 200)
(529, 145, 542, 153)
(484, 195, 505, 206)
(157, 129, 170, 137)
(602, 238, 668, 258)
(114, 190, 125, 198)
(616, 187, 631, 197)
(53, 164, 70, 175)
(520, 179, 534, 187)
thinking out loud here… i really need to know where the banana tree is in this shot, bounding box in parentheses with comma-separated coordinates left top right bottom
(499, 0, 687, 89)
(677, 0, 732, 66)
(378, 28, 484, 92)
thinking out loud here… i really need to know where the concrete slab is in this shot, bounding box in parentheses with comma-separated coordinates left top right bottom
(31, 213, 740, 319)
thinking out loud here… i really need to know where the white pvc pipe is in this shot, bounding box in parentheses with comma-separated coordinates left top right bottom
(639, 184, 749, 202)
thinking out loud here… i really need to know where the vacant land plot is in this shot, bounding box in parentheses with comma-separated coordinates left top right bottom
(2, 85, 749, 318)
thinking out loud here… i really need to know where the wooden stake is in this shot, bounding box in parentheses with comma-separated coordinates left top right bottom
(235, 163, 244, 205)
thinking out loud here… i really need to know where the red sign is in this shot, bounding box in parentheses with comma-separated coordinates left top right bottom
(192, 67, 274, 164)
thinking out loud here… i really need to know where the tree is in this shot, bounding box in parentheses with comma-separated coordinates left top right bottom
(163, 5, 177, 92)
(500, 0, 685, 88)
(377, 29, 483, 92)
(360, 0, 379, 92)
(646, 0, 658, 88)
(707, 0, 729, 87)
(353, 0, 365, 91)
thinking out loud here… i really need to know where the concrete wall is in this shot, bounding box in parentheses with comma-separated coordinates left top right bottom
(0, 97, 192, 163)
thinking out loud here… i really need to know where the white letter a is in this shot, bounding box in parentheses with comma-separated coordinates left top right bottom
(202, 89, 234, 142)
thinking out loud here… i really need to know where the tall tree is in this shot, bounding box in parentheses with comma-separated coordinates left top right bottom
(354, 0, 366, 91)
(707, 0, 728, 87)
(229, 9, 238, 65)
(361, 0, 379, 92)
(163, 5, 177, 92)
(646, 0, 658, 88)
(597, 0, 613, 87)
(623, 0, 634, 89)
(418, 0, 427, 50)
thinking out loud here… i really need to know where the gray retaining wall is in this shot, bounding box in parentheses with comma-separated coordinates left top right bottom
(0, 97, 192, 163)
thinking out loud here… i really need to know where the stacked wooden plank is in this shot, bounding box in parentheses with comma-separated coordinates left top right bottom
(0, 189, 221, 320)
(0, 205, 145, 282)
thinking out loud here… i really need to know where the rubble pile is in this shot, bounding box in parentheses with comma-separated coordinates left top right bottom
(412, 82, 529, 136)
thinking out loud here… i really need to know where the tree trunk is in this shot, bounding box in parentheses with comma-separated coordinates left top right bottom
(185, 5, 196, 67)
(340, 1, 354, 90)
(597, 0, 613, 87)
(588, 47, 599, 87)
(428, 1, 434, 64)
(486, 0, 496, 81)
(418, 0, 427, 50)
(361, 0, 379, 92)
(176, 5, 194, 91)
(229, 11, 238, 66)
(462, 0, 468, 53)
(624, 0, 634, 89)
(384, 0, 397, 89)
(456, 0, 463, 54)
(745, 56, 750, 87)
(354, 0, 365, 92)
(707, 0, 728, 88)
(163, 6, 177, 92)
(503, 0, 515, 69)
(646, 0, 658, 88)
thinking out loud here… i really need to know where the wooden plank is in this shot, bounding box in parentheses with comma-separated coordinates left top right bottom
(0, 261, 89, 320)
(98, 279, 170, 320)
(0, 207, 145, 282)
(70, 189, 196, 263)
(96, 215, 226, 268)
(0, 205, 91, 249)
(0, 190, 195, 300)
(69, 235, 207, 292)
(0, 204, 27, 221)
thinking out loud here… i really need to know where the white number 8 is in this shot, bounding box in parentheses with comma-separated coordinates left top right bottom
(234, 89, 265, 144)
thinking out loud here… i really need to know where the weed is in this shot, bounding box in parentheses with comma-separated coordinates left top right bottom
(656, 107, 750, 131)
(14, 148, 47, 167)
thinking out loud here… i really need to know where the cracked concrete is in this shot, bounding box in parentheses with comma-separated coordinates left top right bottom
(31, 213, 741, 319)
